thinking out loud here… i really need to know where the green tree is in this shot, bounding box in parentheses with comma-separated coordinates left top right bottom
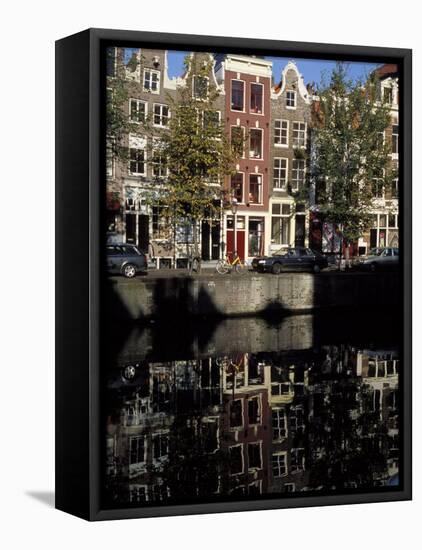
(311, 63, 395, 259)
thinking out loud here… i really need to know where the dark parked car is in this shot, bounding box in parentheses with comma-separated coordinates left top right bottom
(106, 244, 147, 278)
(255, 246, 328, 274)
(359, 247, 399, 272)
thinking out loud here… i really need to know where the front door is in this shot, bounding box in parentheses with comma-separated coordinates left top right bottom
(201, 220, 210, 261)
(211, 221, 221, 260)
(295, 215, 306, 247)
(138, 214, 149, 253)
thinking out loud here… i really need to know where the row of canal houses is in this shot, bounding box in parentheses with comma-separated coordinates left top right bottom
(105, 347, 399, 505)
(106, 48, 399, 267)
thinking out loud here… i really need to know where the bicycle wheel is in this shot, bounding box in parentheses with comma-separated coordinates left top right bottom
(216, 260, 229, 274)
(234, 263, 245, 274)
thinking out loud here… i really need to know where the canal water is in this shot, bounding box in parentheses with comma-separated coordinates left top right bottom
(102, 311, 400, 508)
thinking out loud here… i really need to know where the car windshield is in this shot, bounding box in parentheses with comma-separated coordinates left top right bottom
(369, 248, 384, 256)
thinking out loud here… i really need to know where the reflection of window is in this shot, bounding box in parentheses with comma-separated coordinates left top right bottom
(153, 433, 169, 460)
(286, 90, 296, 108)
(272, 452, 287, 477)
(250, 83, 263, 113)
(292, 122, 306, 147)
(231, 80, 244, 111)
(143, 68, 160, 93)
(273, 158, 288, 189)
(229, 445, 243, 475)
(129, 436, 146, 465)
(249, 174, 262, 204)
(130, 485, 147, 503)
(248, 442, 262, 470)
(249, 129, 263, 159)
(230, 399, 243, 428)
(291, 448, 305, 472)
(272, 408, 287, 440)
(193, 75, 209, 99)
(271, 203, 291, 245)
(271, 382, 291, 396)
(292, 159, 305, 190)
(248, 396, 261, 424)
(153, 104, 169, 127)
(274, 119, 288, 146)
(130, 99, 147, 122)
(231, 173, 244, 203)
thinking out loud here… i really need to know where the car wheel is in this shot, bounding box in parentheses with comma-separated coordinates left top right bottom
(123, 263, 137, 278)
(313, 264, 321, 274)
(272, 263, 282, 275)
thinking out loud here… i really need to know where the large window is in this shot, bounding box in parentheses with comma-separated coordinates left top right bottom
(248, 442, 262, 470)
(129, 436, 146, 465)
(286, 90, 296, 108)
(272, 452, 287, 478)
(153, 104, 169, 127)
(292, 159, 305, 191)
(248, 396, 261, 425)
(193, 75, 209, 99)
(292, 122, 306, 147)
(249, 129, 263, 159)
(274, 119, 288, 146)
(249, 174, 262, 204)
(231, 80, 244, 111)
(152, 145, 167, 178)
(129, 148, 146, 175)
(273, 158, 288, 189)
(143, 68, 160, 93)
(392, 124, 399, 156)
(271, 203, 291, 245)
(231, 173, 244, 203)
(272, 408, 287, 440)
(129, 99, 147, 123)
(250, 83, 263, 114)
(152, 433, 169, 461)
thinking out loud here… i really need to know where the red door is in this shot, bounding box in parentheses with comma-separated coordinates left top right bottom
(227, 230, 245, 261)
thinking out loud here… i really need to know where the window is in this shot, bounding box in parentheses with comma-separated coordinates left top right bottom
(129, 148, 146, 175)
(231, 173, 244, 203)
(129, 99, 147, 123)
(231, 126, 245, 157)
(249, 129, 263, 159)
(383, 86, 393, 104)
(249, 174, 262, 204)
(286, 90, 296, 108)
(231, 80, 244, 111)
(152, 146, 167, 178)
(152, 206, 170, 239)
(271, 203, 291, 246)
(230, 399, 243, 428)
(250, 83, 263, 114)
(106, 140, 114, 177)
(272, 408, 287, 440)
(129, 436, 146, 465)
(248, 442, 262, 470)
(274, 119, 288, 146)
(130, 485, 147, 503)
(284, 483, 296, 493)
(248, 396, 261, 424)
(272, 452, 287, 477)
(291, 448, 305, 473)
(153, 104, 169, 127)
(153, 433, 169, 461)
(273, 158, 288, 189)
(392, 124, 399, 155)
(372, 171, 384, 198)
(193, 75, 209, 99)
(392, 178, 399, 198)
(143, 68, 160, 93)
(292, 122, 306, 147)
(292, 159, 305, 191)
(203, 110, 220, 130)
(229, 445, 244, 475)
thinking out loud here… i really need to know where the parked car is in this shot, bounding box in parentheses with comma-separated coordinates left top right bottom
(255, 246, 328, 274)
(359, 247, 399, 272)
(106, 244, 147, 278)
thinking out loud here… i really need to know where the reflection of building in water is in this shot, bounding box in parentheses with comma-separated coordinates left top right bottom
(104, 346, 400, 506)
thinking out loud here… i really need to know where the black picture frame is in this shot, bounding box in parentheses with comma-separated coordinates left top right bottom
(55, 28, 412, 521)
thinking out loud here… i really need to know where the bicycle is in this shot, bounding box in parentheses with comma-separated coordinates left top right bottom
(216, 252, 245, 275)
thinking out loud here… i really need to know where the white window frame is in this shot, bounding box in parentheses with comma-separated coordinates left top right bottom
(274, 119, 289, 147)
(153, 103, 170, 128)
(273, 157, 288, 190)
(392, 124, 399, 159)
(272, 451, 288, 478)
(143, 68, 160, 94)
(129, 435, 146, 466)
(106, 139, 114, 178)
(272, 408, 288, 441)
(247, 395, 262, 425)
(271, 202, 291, 246)
(129, 98, 147, 123)
(249, 173, 263, 205)
(249, 128, 263, 160)
(291, 158, 306, 191)
(292, 121, 307, 148)
(250, 82, 264, 115)
(230, 79, 245, 113)
(128, 145, 147, 176)
(247, 441, 263, 471)
(151, 138, 168, 178)
(286, 90, 296, 109)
